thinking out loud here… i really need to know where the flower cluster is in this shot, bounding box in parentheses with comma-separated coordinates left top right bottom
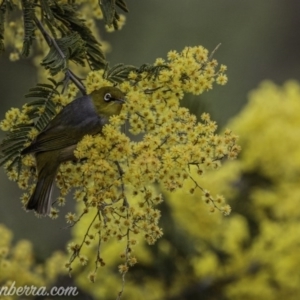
(62, 46, 239, 280)
(0, 46, 240, 284)
(72, 80, 300, 300)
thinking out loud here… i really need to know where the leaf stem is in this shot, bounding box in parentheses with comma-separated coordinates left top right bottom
(33, 15, 86, 94)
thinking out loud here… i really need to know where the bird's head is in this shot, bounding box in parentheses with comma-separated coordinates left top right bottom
(91, 86, 125, 118)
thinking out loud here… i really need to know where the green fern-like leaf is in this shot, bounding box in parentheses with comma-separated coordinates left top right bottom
(0, 0, 16, 53)
(41, 32, 86, 75)
(116, 0, 129, 13)
(25, 83, 59, 131)
(21, 0, 36, 57)
(40, 0, 54, 21)
(99, 0, 129, 29)
(51, 3, 106, 70)
(104, 63, 168, 84)
(0, 82, 60, 171)
(0, 4, 6, 53)
(40, 0, 61, 39)
(99, 0, 115, 27)
(105, 63, 137, 83)
(0, 125, 33, 170)
(137, 64, 170, 80)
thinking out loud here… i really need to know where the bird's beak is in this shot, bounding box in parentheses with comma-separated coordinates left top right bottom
(115, 98, 126, 104)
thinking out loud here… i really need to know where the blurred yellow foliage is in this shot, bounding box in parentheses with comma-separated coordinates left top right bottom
(73, 80, 300, 299)
(1, 45, 239, 289)
(0, 224, 66, 300)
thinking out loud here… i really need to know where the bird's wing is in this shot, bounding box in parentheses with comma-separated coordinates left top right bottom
(25, 129, 79, 153)
(22, 96, 104, 154)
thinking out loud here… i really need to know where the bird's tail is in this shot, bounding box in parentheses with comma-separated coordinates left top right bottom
(26, 153, 58, 215)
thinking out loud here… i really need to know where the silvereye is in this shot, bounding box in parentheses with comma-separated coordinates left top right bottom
(21, 86, 125, 215)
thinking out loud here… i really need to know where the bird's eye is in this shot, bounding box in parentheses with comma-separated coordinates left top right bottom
(104, 93, 111, 102)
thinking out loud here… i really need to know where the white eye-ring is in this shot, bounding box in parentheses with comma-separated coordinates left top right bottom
(104, 93, 111, 102)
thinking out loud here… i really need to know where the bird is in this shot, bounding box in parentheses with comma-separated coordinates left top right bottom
(21, 86, 125, 216)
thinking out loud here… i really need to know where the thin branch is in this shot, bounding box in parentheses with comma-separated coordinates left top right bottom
(209, 43, 221, 61)
(33, 15, 86, 94)
(188, 174, 220, 211)
(115, 161, 129, 207)
(116, 229, 130, 300)
(68, 210, 99, 269)
(94, 211, 104, 271)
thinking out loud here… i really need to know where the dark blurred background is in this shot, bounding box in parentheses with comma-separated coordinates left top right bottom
(1, 0, 300, 260)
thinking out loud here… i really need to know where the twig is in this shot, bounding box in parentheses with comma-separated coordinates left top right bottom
(115, 161, 129, 207)
(188, 174, 220, 211)
(116, 229, 130, 300)
(68, 210, 99, 269)
(94, 211, 104, 271)
(33, 15, 86, 94)
(209, 43, 221, 61)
